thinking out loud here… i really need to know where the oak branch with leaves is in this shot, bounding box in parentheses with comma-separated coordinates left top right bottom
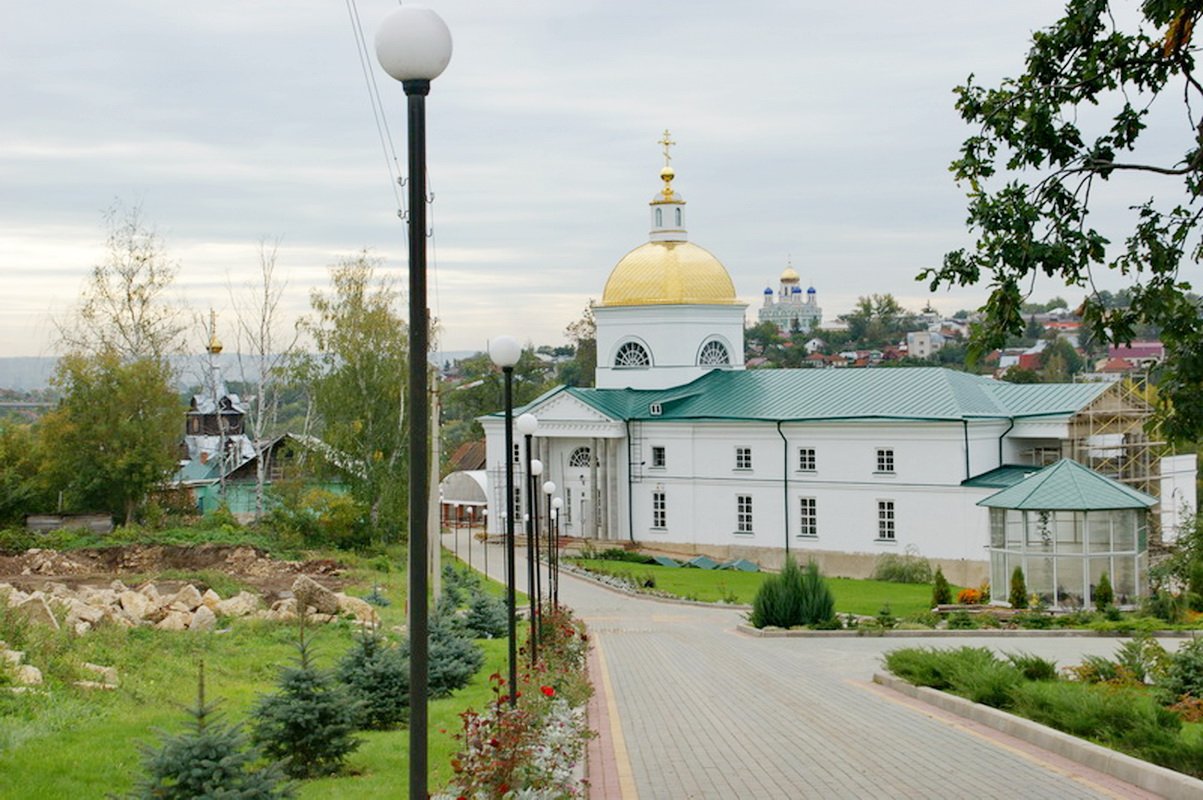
(921, 0, 1203, 440)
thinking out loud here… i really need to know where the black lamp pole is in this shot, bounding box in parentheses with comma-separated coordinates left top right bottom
(524, 433, 538, 665)
(502, 367, 517, 707)
(402, 75, 432, 800)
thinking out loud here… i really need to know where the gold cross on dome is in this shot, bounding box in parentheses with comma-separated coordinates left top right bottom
(658, 129, 675, 166)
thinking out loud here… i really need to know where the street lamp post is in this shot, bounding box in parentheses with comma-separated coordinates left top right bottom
(515, 413, 539, 662)
(530, 459, 544, 621)
(488, 336, 521, 707)
(551, 496, 563, 605)
(542, 480, 555, 610)
(375, 8, 452, 799)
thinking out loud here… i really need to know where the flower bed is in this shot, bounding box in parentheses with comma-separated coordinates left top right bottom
(437, 606, 593, 799)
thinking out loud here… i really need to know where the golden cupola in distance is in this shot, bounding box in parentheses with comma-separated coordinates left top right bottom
(600, 146, 738, 307)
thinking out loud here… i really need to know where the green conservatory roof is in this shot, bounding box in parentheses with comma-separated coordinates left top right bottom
(961, 464, 1041, 489)
(541, 368, 1112, 424)
(977, 459, 1157, 510)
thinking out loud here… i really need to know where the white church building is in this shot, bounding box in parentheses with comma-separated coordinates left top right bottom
(480, 153, 1196, 589)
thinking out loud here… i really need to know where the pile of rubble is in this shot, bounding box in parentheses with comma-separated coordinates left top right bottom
(1, 574, 377, 636)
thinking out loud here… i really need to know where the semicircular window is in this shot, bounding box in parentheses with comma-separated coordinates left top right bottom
(615, 341, 651, 368)
(698, 340, 730, 366)
(568, 446, 592, 468)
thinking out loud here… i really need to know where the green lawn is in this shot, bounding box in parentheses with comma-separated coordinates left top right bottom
(0, 548, 509, 798)
(571, 559, 946, 617)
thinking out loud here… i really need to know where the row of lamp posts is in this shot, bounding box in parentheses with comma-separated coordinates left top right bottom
(375, 5, 565, 797)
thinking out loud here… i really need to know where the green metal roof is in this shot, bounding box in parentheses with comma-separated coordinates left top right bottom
(977, 459, 1157, 510)
(961, 464, 1042, 489)
(558, 368, 1112, 423)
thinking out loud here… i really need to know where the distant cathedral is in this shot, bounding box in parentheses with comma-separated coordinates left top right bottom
(757, 265, 821, 334)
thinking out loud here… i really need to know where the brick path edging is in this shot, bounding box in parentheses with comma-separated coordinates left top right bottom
(873, 672, 1203, 800)
(737, 622, 1198, 638)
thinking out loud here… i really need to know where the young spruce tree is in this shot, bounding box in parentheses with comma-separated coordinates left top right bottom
(251, 613, 361, 778)
(133, 662, 293, 800)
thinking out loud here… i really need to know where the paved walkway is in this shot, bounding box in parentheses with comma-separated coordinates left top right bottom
(441, 532, 1160, 799)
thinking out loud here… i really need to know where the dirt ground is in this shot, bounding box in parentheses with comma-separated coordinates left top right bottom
(0, 544, 347, 600)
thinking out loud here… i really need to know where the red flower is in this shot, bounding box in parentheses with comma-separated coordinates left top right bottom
(541, 685, 555, 697)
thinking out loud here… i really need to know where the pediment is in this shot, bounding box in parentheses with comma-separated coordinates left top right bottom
(534, 391, 615, 424)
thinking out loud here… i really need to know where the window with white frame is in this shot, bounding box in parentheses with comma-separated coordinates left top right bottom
(799, 497, 817, 537)
(651, 446, 666, 468)
(877, 500, 896, 540)
(568, 446, 592, 468)
(737, 495, 753, 534)
(798, 447, 816, 472)
(615, 341, 651, 368)
(876, 448, 895, 473)
(652, 491, 666, 529)
(735, 447, 752, 470)
(698, 340, 730, 366)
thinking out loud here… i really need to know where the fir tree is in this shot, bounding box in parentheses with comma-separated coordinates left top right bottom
(932, 565, 952, 607)
(133, 662, 293, 800)
(251, 614, 361, 778)
(463, 590, 508, 639)
(1094, 571, 1114, 612)
(336, 627, 410, 730)
(403, 611, 484, 698)
(1009, 566, 1028, 609)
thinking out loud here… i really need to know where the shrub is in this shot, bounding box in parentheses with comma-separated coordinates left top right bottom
(953, 658, 1022, 708)
(1189, 561, 1203, 612)
(1009, 567, 1028, 609)
(596, 547, 654, 564)
(871, 546, 933, 584)
(132, 664, 293, 799)
(1161, 637, 1203, 700)
(463, 590, 509, 639)
(946, 611, 978, 629)
(336, 629, 409, 730)
(1115, 634, 1170, 685)
(1143, 589, 1187, 623)
(1004, 651, 1058, 681)
(405, 614, 485, 698)
(265, 484, 367, 550)
(883, 646, 1004, 695)
(798, 560, 836, 627)
(1094, 571, 1114, 611)
(956, 588, 981, 605)
(749, 558, 800, 628)
(1011, 680, 1182, 761)
(931, 565, 952, 607)
(251, 619, 361, 778)
(1014, 611, 1052, 630)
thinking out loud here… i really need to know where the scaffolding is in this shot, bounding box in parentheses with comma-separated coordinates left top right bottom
(1064, 377, 1169, 545)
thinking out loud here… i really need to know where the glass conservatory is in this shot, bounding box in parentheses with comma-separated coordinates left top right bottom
(979, 459, 1156, 609)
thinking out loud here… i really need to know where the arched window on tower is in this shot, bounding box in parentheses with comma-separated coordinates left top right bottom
(615, 341, 651, 368)
(655, 208, 663, 227)
(675, 207, 682, 226)
(568, 446, 592, 468)
(698, 340, 731, 367)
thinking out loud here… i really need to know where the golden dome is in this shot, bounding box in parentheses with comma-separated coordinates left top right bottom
(780, 266, 800, 284)
(601, 241, 739, 306)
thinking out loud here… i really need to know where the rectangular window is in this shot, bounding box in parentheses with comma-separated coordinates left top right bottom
(877, 500, 896, 540)
(799, 497, 817, 537)
(876, 448, 895, 473)
(651, 445, 666, 468)
(737, 495, 753, 534)
(735, 447, 752, 470)
(797, 447, 816, 471)
(652, 491, 666, 529)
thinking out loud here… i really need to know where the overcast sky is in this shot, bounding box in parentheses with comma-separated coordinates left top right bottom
(1, 1, 1174, 359)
